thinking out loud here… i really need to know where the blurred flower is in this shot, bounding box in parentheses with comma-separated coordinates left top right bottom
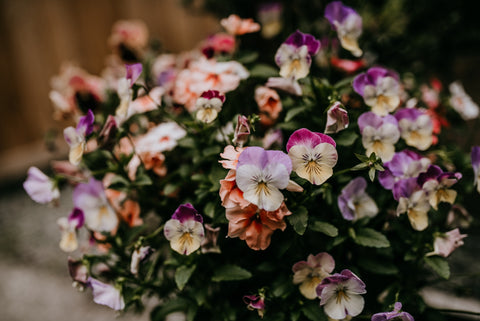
(164, 204, 205, 255)
(23, 166, 60, 204)
(338, 177, 378, 221)
(87, 277, 125, 311)
(255, 86, 282, 126)
(235, 147, 292, 211)
(201, 33, 236, 58)
(292, 252, 335, 299)
(330, 57, 366, 73)
(471, 146, 480, 193)
(257, 2, 283, 38)
(57, 208, 84, 252)
(395, 179, 431, 231)
(105, 188, 143, 227)
(353, 67, 401, 116)
(358, 112, 400, 162)
(286, 128, 337, 185)
(265, 76, 302, 96)
(97, 115, 118, 149)
(125, 63, 143, 87)
(428, 228, 467, 258)
(108, 19, 149, 62)
(201, 224, 221, 254)
(449, 81, 479, 120)
(64, 109, 95, 165)
(447, 205, 473, 229)
(195, 90, 225, 123)
(325, 102, 349, 134)
(317, 269, 366, 320)
(418, 165, 461, 210)
(220, 14, 260, 35)
(134, 122, 186, 154)
(262, 128, 283, 149)
(371, 302, 414, 321)
(395, 108, 433, 151)
(68, 257, 89, 289)
(243, 293, 266, 318)
(130, 246, 153, 275)
(232, 115, 250, 147)
(324, 1, 363, 57)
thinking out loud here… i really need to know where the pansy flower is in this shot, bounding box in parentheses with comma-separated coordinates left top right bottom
(417, 165, 461, 210)
(232, 115, 250, 147)
(226, 202, 291, 250)
(134, 122, 187, 154)
(274, 30, 321, 80)
(57, 208, 84, 252)
(257, 2, 283, 39)
(338, 177, 378, 221)
(23, 166, 60, 204)
(235, 146, 292, 211)
(130, 246, 153, 275)
(164, 203, 205, 255)
(220, 14, 260, 35)
(371, 302, 415, 321)
(64, 109, 95, 165)
(108, 19, 148, 62)
(73, 178, 119, 232)
(394, 108, 433, 151)
(427, 228, 467, 258)
(195, 90, 225, 123)
(395, 178, 431, 231)
(286, 128, 338, 185)
(324, 1, 363, 57)
(292, 252, 335, 299)
(316, 269, 366, 320)
(471, 146, 480, 193)
(116, 63, 143, 119)
(353, 67, 401, 116)
(325, 102, 349, 134)
(255, 86, 283, 126)
(358, 112, 400, 162)
(265, 76, 303, 96)
(449, 81, 479, 120)
(87, 277, 125, 311)
(243, 293, 266, 318)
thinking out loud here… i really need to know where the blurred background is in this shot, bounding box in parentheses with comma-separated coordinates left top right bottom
(1, 0, 480, 320)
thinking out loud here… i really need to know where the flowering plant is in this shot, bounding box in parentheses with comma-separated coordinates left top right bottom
(25, 2, 479, 320)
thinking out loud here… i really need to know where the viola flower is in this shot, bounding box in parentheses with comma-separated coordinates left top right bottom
(115, 63, 143, 119)
(358, 112, 400, 162)
(353, 67, 401, 116)
(395, 108, 433, 151)
(232, 115, 250, 147)
(324, 1, 363, 57)
(134, 122, 186, 154)
(275, 30, 321, 80)
(23, 166, 60, 204)
(64, 109, 95, 165)
(73, 178, 119, 232)
(243, 293, 266, 318)
(427, 228, 467, 258)
(57, 208, 84, 252)
(226, 202, 291, 250)
(235, 146, 292, 211)
(130, 246, 153, 275)
(316, 269, 366, 320)
(87, 277, 125, 311)
(418, 165, 461, 210)
(201, 33, 236, 58)
(265, 76, 302, 96)
(220, 14, 260, 35)
(262, 128, 283, 149)
(472, 146, 480, 193)
(68, 257, 89, 289)
(447, 204, 473, 229)
(195, 90, 225, 123)
(255, 86, 283, 126)
(105, 188, 143, 227)
(164, 203, 205, 255)
(257, 2, 283, 39)
(338, 177, 378, 221)
(108, 19, 149, 62)
(449, 81, 479, 120)
(325, 102, 349, 134)
(371, 302, 415, 321)
(395, 179, 431, 231)
(292, 252, 335, 299)
(219, 169, 251, 209)
(219, 145, 245, 170)
(286, 128, 338, 186)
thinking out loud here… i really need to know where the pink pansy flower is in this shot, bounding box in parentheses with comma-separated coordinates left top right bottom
(219, 145, 245, 170)
(201, 33, 236, 58)
(427, 228, 467, 258)
(108, 19, 149, 62)
(353, 67, 401, 116)
(130, 246, 153, 275)
(226, 202, 291, 250)
(472, 146, 480, 193)
(275, 30, 321, 80)
(57, 208, 84, 252)
(64, 109, 95, 165)
(395, 179, 431, 231)
(330, 56, 366, 74)
(449, 81, 479, 120)
(23, 166, 60, 204)
(220, 14, 261, 35)
(292, 252, 335, 299)
(134, 122, 186, 154)
(325, 1, 363, 57)
(338, 177, 378, 221)
(235, 146, 292, 211)
(316, 269, 367, 320)
(73, 178, 119, 232)
(219, 169, 251, 209)
(417, 165, 461, 210)
(394, 108, 433, 151)
(325, 102, 349, 134)
(232, 115, 250, 147)
(87, 277, 125, 311)
(195, 90, 225, 123)
(257, 2, 283, 39)
(164, 203, 205, 255)
(255, 86, 283, 126)
(358, 112, 400, 162)
(371, 302, 415, 321)
(286, 128, 338, 185)
(243, 293, 266, 318)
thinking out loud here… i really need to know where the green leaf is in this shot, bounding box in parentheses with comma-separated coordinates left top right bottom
(107, 174, 130, 190)
(163, 183, 178, 196)
(203, 145, 222, 157)
(287, 206, 308, 235)
(353, 228, 390, 248)
(237, 51, 259, 64)
(302, 302, 327, 321)
(424, 256, 450, 279)
(309, 221, 338, 237)
(211, 264, 252, 282)
(249, 63, 279, 78)
(333, 76, 355, 89)
(134, 172, 153, 186)
(175, 265, 196, 291)
(285, 106, 308, 122)
(151, 298, 189, 321)
(178, 137, 195, 148)
(204, 202, 216, 219)
(334, 130, 358, 146)
(358, 257, 399, 275)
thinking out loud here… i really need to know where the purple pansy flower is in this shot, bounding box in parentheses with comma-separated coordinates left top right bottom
(292, 252, 335, 299)
(418, 165, 461, 210)
(471, 146, 480, 193)
(87, 277, 125, 311)
(338, 177, 378, 221)
(324, 1, 363, 57)
(64, 109, 95, 165)
(371, 302, 414, 321)
(325, 102, 349, 134)
(358, 112, 400, 161)
(235, 146, 292, 211)
(164, 203, 205, 255)
(195, 90, 225, 123)
(73, 178, 118, 232)
(316, 269, 366, 320)
(395, 178, 431, 231)
(353, 67, 401, 116)
(23, 166, 60, 204)
(274, 30, 320, 80)
(395, 108, 433, 151)
(243, 293, 266, 318)
(286, 128, 337, 186)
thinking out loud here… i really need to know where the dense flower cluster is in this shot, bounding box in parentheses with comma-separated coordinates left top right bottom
(25, 2, 478, 320)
